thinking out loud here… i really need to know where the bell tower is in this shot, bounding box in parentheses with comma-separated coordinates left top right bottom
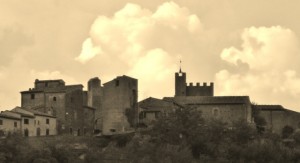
(175, 61, 186, 96)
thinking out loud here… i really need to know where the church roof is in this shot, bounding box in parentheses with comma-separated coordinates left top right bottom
(255, 105, 285, 111)
(163, 96, 251, 105)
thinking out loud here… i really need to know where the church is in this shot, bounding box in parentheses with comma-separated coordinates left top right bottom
(139, 68, 300, 135)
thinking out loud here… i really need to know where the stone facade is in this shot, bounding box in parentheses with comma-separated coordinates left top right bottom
(20, 79, 88, 135)
(139, 97, 178, 126)
(139, 70, 252, 125)
(256, 105, 300, 134)
(83, 106, 95, 135)
(0, 107, 56, 137)
(163, 96, 252, 124)
(0, 111, 21, 137)
(102, 75, 138, 135)
(87, 77, 103, 132)
(175, 70, 213, 96)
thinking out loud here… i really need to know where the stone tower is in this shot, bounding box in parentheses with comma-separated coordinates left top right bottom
(87, 77, 103, 131)
(175, 68, 187, 96)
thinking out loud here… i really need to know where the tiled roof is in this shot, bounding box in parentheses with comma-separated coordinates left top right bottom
(24, 108, 56, 118)
(163, 96, 250, 105)
(139, 97, 177, 111)
(0, 113, 21, 120)
(255, 105, 285, 111)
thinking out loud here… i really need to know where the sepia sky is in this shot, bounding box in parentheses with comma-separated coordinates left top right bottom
(1, 0, 300, 111)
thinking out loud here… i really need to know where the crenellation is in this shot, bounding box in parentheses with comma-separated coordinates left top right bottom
(176, 70, 214, 96)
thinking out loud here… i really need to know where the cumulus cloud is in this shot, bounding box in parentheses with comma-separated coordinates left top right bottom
(76, 1, 202, 99)
(216, 26, 300, 110)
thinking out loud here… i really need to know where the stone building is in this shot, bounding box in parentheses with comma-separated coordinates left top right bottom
(0, 107, 56, 137)
(20, 79, 92, 135)
(139, 97, 178, 126)
(141, 69, 253, 124)
(255, 105, 300, 134)
(163, 96, 252, 124)
(102, 75, 138, 135)
(175, 69, 214, 96)
(86, 77, 103, 133)
(20, 75, 138, 136)
(0, 111, 21, 137)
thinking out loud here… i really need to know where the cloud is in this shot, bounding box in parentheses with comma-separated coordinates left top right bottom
(75, 1, 202, 99)
(216, 26, 300, 110)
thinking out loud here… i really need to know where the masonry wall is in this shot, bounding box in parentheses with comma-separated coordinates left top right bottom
(0, 118, 21, 136)
(194, 104, 250, 124)
(87, 78, 103, 131)
(21, 92, 45, 109)
(102, 77, 138, 135)
(175, 73, 186, 96)
(45, 93, 65, 134)
(260, 110, 300, 134)
(34, 115, 57, 136)
(186, 83, 214, 96)
(65, 89, 84, 136)
(83, 108, 95, 135)
(21, 117, 35, 137)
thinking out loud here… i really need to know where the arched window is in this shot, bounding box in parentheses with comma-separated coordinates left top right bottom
(212, 107, 220, 117)
(53, 97, 57, 101)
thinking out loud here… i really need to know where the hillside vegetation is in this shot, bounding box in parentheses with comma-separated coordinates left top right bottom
(1, 108, 300, 163)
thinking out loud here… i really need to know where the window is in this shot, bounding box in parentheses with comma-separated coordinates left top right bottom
(53, 97, 56, 101)
(0, 120, 2, 125)
(46, 129, 49, 136)
(14, 122, 17, 127)
(31, 94, 35, 99)
(45, 82, 48, 87)
(46, 119, 49, 124)
(115, 80, 119, 86)
(74, 111, 77, 120)
(24, 119, 29, 124)
(110, 129, 116, 132)
(155, 112, 160, 118)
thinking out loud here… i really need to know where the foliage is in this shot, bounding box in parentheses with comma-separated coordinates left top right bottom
(125, 108, 136, 127)
(282, 125, 295, 139)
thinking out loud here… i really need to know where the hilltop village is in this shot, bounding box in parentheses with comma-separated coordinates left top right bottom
(1, 69, 300, 137)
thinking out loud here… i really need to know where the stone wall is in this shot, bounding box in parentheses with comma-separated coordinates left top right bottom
(102, 76, 138, 135)
(83, 107, 95, 135)
(260, 109, 300, 134)
(194, 104, 250, 124)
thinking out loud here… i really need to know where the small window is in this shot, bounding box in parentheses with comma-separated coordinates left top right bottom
(45, 82, 48, 87)
(31, 94, 35, 99)
(46, 119, 49, 124)
(53, 97, 56, 101)
(24, 119, 29, 124)
(70, 128, 73, 134)
(115, 80, 119, 86)
(155, 112, 160, 118)
(46, 129, 49, 136)
(14, 122, 17, 127)
(0, 120, 3, 125)
(38, 120, 40, 125)
(110, 129, 116, 132)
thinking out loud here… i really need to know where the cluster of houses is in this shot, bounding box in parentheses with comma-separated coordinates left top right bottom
(1, 68, 300, 137)
(0, 107, 56, 137)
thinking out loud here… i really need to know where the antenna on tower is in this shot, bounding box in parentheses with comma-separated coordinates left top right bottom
(179, 60, 182, 73)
